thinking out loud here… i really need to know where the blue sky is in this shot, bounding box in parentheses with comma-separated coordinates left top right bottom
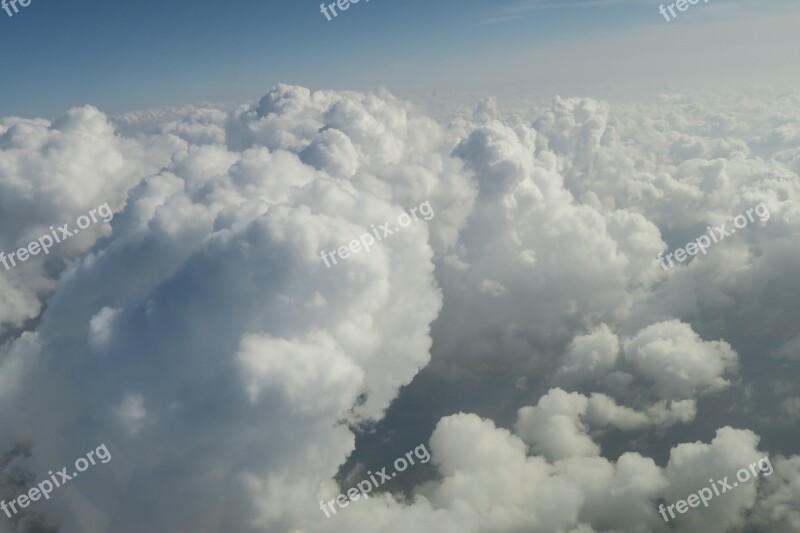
(0, 0, 797, 117)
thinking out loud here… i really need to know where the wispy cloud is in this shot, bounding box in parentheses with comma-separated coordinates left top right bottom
(481, 0, 633, 25)
(482, 0, 769, 25)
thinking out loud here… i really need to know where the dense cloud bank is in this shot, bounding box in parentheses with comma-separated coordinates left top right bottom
(0, 85, 799, 532)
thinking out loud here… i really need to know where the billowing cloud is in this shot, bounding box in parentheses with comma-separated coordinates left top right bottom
(622, 320, 738, 400)
(0, 84, 798, 533)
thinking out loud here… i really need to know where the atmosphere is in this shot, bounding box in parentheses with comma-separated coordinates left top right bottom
(1, 1, 800, 533)
(2, 0, 798, 116)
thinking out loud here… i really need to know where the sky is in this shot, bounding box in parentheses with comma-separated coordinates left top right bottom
(2, 0, 798, 117)
(2, 1, 800, 533)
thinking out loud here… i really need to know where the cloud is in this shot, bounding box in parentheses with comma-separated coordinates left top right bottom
(0, 84, 799, 533)
(622, 320, 738, 400)
(751, 455, 800, 532)
(0, 85, 456, 532)
(555, 324, 619, 388)
(0, 106, 175, 333)
(481, 0, 634, 25)
(662, 427, 767, 532)
(516, 388, 601, 461)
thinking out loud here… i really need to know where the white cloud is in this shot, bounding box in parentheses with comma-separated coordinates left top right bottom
(751, 455, 800, 532)
(516, 389, 600, 460)
(88, 306, 120, 351)
(623, 320, 738, 400)
(1, 84, 799, 533)
(114, 393, 146, 435)
(237, 331, 364, 414)
(662, 427, 767, 532)
(555, 324, 619, 388)
(586, 394, 696, 430)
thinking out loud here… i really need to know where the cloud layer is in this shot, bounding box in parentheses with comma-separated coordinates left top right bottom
(1, 85, 799, 532)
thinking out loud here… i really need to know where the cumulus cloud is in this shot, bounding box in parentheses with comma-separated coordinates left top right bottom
(751, 455, 800, 532)
(585, 393, 696, 430)
(555, 324, 619, 388)
(622, 319, 738, 400)
(0, 85, 454, 533)
(0, 106, 178, 332)
(516, 388, 601, 461)
(661, 427, 767, 532)
(0, 84, 799, 533)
